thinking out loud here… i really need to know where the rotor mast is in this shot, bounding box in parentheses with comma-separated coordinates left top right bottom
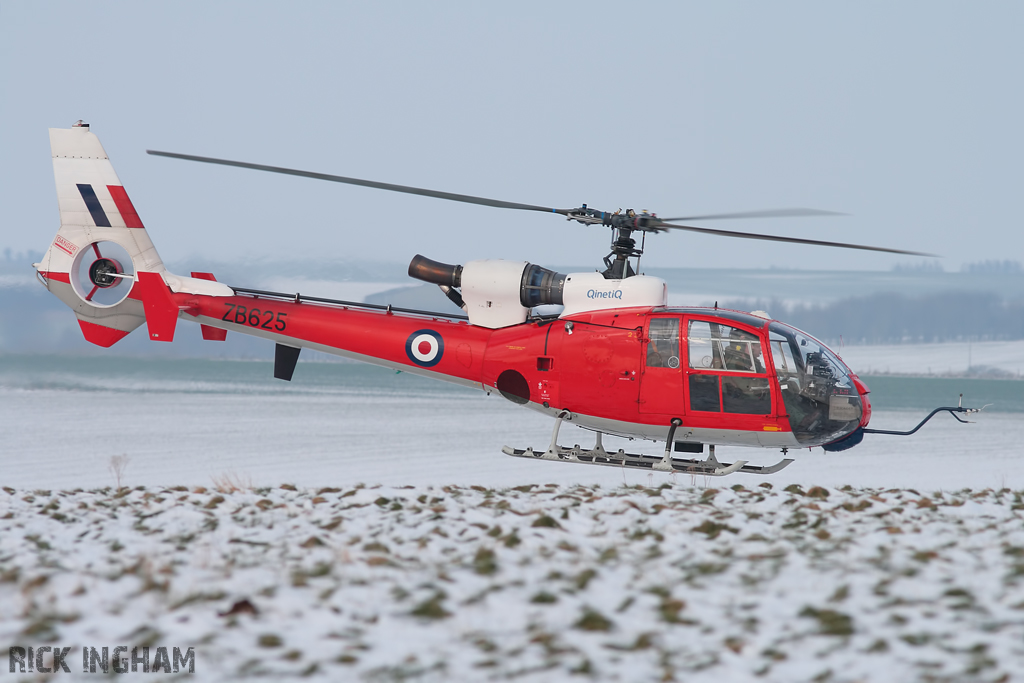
(562, 205, 661, 279)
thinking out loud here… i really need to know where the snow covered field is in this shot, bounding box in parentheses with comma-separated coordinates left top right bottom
(2, 354, 1023, 681)
(2, 484, 1022, 681)
(1, 354, 1022, 492)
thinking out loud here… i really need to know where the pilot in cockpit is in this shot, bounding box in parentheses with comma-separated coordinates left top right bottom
(722, 327, 766, 373)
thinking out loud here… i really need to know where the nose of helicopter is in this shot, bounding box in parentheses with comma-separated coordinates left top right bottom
(820, 373, 872, 452)
(851, 375, 872, 429)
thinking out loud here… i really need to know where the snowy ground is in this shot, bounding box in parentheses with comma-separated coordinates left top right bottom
(3, 381, 1024, 493)
(3, 355, 1023, 681)
(2, 484, 1022, 682)
(2, 354, 1022, 492)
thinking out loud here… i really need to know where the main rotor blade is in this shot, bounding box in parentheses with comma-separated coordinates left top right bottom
(147, 150, 569, 215)
(655, 222, 937, 256)
(659, 208, 845, 222)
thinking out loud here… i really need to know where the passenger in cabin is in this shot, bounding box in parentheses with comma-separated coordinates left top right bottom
(647, 341, 667, 367)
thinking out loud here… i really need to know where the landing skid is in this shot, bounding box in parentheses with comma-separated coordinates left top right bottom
(502, 413, 794, 477)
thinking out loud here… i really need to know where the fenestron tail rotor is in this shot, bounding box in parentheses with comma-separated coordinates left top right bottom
(73, 240, 135, 307)
(147, 149, 937, 277)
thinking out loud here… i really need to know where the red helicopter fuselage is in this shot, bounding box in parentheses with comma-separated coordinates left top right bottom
(36, 124, 891, 467)
(161, 284, 872, 452)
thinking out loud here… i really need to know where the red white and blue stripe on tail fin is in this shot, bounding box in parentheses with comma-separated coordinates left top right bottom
(72, 183, 146, 229)
(36, 123, 232, 347)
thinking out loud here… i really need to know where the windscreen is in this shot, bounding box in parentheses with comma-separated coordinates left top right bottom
(768, 322, 862, 446)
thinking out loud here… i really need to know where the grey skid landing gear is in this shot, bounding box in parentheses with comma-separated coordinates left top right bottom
(502, 412, 795, 477)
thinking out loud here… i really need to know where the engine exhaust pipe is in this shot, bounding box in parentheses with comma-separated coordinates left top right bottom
(408, 254, 462, 288)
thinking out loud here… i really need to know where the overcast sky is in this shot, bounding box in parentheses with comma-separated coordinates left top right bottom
(2, 1, 1021, 272)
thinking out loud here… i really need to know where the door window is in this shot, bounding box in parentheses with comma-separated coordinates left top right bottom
(646, 318, 680, 369)
(688, 374, 720, 412)
(687, 320, 771, 415)
(722, 376, 772, 414)
(688, 320, 765, 373)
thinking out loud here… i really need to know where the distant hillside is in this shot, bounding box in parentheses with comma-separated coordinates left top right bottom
(4, 254, 1023, 355)
(724, 291, 1024, 344)
(643, 265, 1024, 306)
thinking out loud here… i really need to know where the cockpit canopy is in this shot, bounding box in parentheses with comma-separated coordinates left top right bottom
(768, 321, 862, 446)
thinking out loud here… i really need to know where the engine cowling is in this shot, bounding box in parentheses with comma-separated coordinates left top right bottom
(559, 272, 667, 317)
(458, 260, 533, 329)
(410, 256, 565, 328)
(408, 255, 666, 328)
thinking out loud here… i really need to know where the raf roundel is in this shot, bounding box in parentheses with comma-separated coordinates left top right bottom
(405, 329, 445, 367)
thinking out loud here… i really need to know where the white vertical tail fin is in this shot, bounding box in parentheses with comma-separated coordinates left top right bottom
(35, 122, 231, 346)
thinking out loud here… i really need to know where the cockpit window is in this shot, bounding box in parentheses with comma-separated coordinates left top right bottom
(688, 320, 765, 373)
(769, 333, 798, 375)
(768, 322, 862, 446)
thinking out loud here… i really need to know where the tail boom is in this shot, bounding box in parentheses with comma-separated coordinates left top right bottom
(177, 290, 492, 390)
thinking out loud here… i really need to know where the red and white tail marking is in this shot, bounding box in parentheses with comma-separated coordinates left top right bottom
(106, 185, 145, 228)
(36, 124, 232, 348)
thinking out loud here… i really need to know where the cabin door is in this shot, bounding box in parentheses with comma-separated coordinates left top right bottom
(638, 316, 685, 416)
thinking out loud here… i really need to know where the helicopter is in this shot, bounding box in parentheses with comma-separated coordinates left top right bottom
(33, 122, 981, 477)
